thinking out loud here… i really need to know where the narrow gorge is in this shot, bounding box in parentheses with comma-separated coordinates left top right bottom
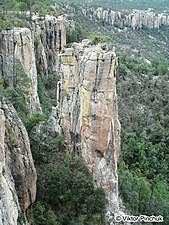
(0, 14, 121, 225)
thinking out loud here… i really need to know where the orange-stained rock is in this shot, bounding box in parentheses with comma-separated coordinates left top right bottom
(59, 40, 121, 214)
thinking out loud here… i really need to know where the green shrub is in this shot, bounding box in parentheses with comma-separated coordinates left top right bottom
(17, 211, 26, 225)
(45, 71, 60, 90)
(35, 157, 107, 224)
(31, 202, 46, 225)
(119, 167, 169, 223)
(37, 74, 52, 117)
(29, 121, 107, 225)
(67, 24, 86, 44)
(89, 34, 110, 45)
(152, 58, 168, 75)
(4, 87, 29, 119)
(0, 14, 24, 31)
(15, 2, 28, 12)
(25, 113, 45, 134)
(4, 62, 31, 121)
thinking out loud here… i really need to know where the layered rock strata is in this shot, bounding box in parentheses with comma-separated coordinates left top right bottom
(59, 40, 121, 214)
(0, 100, 37, 225)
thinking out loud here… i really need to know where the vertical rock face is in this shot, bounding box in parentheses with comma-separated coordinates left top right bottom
(34, 16, 68, 75)
(0, 16, 69, 113)
(0, 16, 69, 225)
(90, 8, 169, 29)
(59, 40, 121, 213)
(0, 28, 41, 114)
(0, 15, 121, 223)
(55, 3, 169, 30)
(0, 100, 37, 225)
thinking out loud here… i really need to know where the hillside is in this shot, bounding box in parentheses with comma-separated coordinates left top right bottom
(56, 0, 169, 11)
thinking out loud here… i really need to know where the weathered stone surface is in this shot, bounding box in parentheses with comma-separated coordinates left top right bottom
(0, 15, 122, 223)
(59, 40, 121, 215)
(47, 106, 62, 134)
(92, 8, 169, 29)
(55, 3, 169, 30)
(0, 100, 37, 225)
(33, 15, 70, 75)
(0, 28, 41, 114)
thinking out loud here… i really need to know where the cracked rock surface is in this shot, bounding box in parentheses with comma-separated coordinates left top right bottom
(0, 100, 36, 225)
(59, 40, 121, 214)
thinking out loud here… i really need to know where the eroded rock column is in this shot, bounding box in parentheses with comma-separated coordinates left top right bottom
(59, 40, 121, 214)
(0, 28, 41, 114)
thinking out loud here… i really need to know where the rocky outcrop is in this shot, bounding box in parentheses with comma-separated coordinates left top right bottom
(89, 8, 169, 29)
(33, 15, 73, 75)
(59, 40, 121, 215)
(0, 28, 41, 114)
(0, 14, 121, 223)
(0, 15, 71, 114)
(0, 100, 37, 225)
(55, 3, 169, 30)
(0, 15, 70, 225)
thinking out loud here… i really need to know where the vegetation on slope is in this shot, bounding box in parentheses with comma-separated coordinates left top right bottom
(27, 74, 107, 225)
(1, 0, 169, 224)
(29, 130, 107, 225)
(62, 4, 169, 59)
(0, 0, 58, 31)
(117, 53, 169, 224)
(52, 0, 169, 11)
(0, 62, 107, 225)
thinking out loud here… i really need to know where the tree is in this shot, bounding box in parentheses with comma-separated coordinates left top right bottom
(15, 2, 28, 12)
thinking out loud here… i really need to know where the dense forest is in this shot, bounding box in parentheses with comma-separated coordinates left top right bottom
(117, 54, 169, 224)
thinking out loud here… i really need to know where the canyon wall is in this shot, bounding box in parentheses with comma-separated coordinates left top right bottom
(33, 16, 67, 75)
(0, 16, 70, 114)
(55, 3, 169, 30)
(0, 28, 41, 114)
(0, 15, 121, 224)
(59, 40, 121, 215)
(0, 16, 68, 224)
(85, 7, 169, 29)
(0, 100, 36, 225)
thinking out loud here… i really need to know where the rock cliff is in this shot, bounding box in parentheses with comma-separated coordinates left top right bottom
(33, 15, 67, 75)
(89, 8, 169, 29)
(0, 28, 41, 114)
(0, 16, 69, 225)
(0, 100, 36, 225)
(0, 14, 122, 224)
(55, 3, 169, 30)
(59, 40, 121, 215)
